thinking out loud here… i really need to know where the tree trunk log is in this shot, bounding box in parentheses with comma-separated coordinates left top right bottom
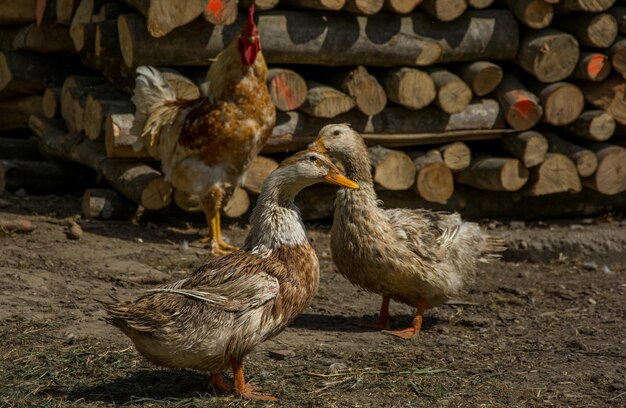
(0, 22, 73, 54)
(577, 74, 626, 125)
(0, 95, 45, 131)
(552, 12, 618, 48)
(0, 137, 45, 161)
(384, 0, 422, 14)
(555, 0, 616, 13)
(267, 68, 308, 112)
(0, 0, 37, 25)
(527, 81, 584, 126)
(56, 0, 79, 25)
(501, 131, 549, 168)
(60, 76, 107, 133)
(105, 113, 151, 159)
(503, 0, 553, 29)
(241, 155, 279, 194)
(523, 153, 582, 196)
(609, 36, 626, 77)
(517, 28, 579, 82)
(240, 0, 280, 11)
(327, 66, 387, 116)
(456, 156, 529, 191)
(30, 114, 172, 209)
(563, 110, 616, 141)
(495, 74, 543, 131)
(92, 2, 134, 23)
(455, 61, 503, 97)
(411, 149, 454, 202)
(343, 0, 384, 14)
(426, 67, 472, 114)
(420, 0, 467, 22)
(542, 129, 598, 177)
(580, 142, 626, 195)
(299, 80, 355, 118)
(43, 87, 61, 119)
(175, 187, 250, 218)
(203, 0, 238, 26)
(368, 146, 416, 191)
(437, 141, 471, 172)
(122, 0, 204, 38)
(467, 0, 493, 8)
(119, 10, 519, 68)
(570, 52, 612, 82)
(608, 7, 626, 34)
(380, 67, 435, 110)
(82, 188, 136, 220)
(84, 85, 134, 140)
(280, 0, 347, 11)
(0, 158, 93, 194)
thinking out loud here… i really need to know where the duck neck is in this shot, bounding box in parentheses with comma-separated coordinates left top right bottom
(244, 173, 309, 252)
(335, 142, 377, 199)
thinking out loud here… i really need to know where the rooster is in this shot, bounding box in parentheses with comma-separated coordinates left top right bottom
(131, 5, 276, 254)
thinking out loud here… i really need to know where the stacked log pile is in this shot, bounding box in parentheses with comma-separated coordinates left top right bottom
(1, 0, 625, 221)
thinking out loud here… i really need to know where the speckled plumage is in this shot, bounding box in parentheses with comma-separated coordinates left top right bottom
(313, 124, 506, 311)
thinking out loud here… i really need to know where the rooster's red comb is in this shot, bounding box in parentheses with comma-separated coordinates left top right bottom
(247, 4, 256, 28)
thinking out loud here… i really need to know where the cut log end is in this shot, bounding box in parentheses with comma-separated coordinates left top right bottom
(267, 69, 307, 111)
(415, 162, 454, 203)
(140, 178, 173, 210)
(524, 153, 582, 196)
(369, 146, 416, 191)
(223, 187, 251, 218)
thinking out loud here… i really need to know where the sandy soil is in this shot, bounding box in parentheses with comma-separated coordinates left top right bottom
(0, 193, 624, 407)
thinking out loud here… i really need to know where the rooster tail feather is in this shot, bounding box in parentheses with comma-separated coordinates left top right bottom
(131, 66, 176, 150)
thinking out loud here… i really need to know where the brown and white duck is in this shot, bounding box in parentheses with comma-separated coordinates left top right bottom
(310, 124, 505, 339)
(102, 150, 358, 400)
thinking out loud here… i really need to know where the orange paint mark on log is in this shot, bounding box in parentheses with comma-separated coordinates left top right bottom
(273, 76, 298, 110)
(587, 55, 605, 79)
(206, 0, 224, 18)
(513, 99, 534, 119)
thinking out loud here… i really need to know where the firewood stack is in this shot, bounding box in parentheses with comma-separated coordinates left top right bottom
(1, 0, 626, 221)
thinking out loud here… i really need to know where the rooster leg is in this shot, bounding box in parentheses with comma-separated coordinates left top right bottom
(214, 212, 237, 251)
(355, 296, 391, 330)
(197, 189, 236, 254)
(209, 372, 232, 393)
(382, 297, 428, 339)
(230, 356, 277, 401)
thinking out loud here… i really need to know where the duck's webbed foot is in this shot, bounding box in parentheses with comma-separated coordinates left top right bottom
(382, 297, 427, 340)
(230, 356, 277, 401)
(355, 296, 391, 330)
(209, 372, 232, 393)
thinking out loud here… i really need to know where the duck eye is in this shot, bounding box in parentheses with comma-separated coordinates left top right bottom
(333, 130, 340, 136)
(308, 155, 316, 162)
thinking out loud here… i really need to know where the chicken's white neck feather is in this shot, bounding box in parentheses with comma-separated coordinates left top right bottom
(244, 169, 310, 252)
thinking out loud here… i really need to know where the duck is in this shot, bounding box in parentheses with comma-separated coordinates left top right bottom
(309, 124, 505, 339)
(102, 149, 358, 400)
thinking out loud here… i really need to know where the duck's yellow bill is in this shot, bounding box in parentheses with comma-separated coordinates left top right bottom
(309, 139, 328, 154)
(324, 171, 359, 189)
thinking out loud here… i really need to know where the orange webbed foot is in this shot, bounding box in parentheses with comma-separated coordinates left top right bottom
(210, 373, 233, 393)
(382, 327, 419, 339)
(238, 384, 278, 401)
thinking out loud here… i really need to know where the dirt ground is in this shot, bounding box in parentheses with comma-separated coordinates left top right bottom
(0, 193, 625, 407)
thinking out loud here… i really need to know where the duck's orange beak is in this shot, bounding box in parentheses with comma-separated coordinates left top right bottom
(309, 139, 328, 154)
(324, 170, 359, 189)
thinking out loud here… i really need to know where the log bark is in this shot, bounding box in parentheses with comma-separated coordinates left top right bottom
(36, 0, 56, 26)
(437, 141, 471, 172)
(60, 76, 107, 133)
(0, 23, 73, 54)
(380, 67, 435, 110)
(43, 87, 61, 119)
(384, 0, 422, 14)
(299, 80, 355, 118)
(94, 20, 119, 58)
(69, 0, 108, 49)
(122, 0, 204, 38)
(563, 110, 616, 141)
(280, 0, 346, 11)
(495, 74, 543, 131)
(0, 95, 45, 131)
(368, 146, 416, 191)
(0, 51, 82, 99)
(467, 0, 493, 8)
(570, 52, 612, 82)
(343, 0, 384, 14)
(70, 22, 94, 53)
(554, 0, 616, 13)
(29, 114, 172, 209)
(203, 0, 238, 26)
(56, 0, 79, 25)
(105, 113, 151, 159)
(455, 61, 503, 97)
(527, 81, 584, 126)
(577, 74, 626, 125)
(552, 12, 618, 48)
(92, 2, 134, 22)
(517, 28, 579, 82)
(580, 142, 626, 195)
(542, 129, 598, 177)
(501, 131, 549, 168)
(82, 188, 136, 220)
(456, 156, 529, 191)
(0, 0, 37, 25)
(426, 67, 472, 114)
(412, 149, 454, 202)
(241, 156, 279, 194)
(267, 68, 308, 112)
(85, 85, 134, 140)
(0, 159, 93, 194)
(609, 36, 626, 77)
(608, 7, 626, 34)
(523, 153, 582, 196)
(327, 66, 387, 116)
(120, 10, 519, 68)
(503, 0, 554, 29)
(420, 0, 467, 22)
